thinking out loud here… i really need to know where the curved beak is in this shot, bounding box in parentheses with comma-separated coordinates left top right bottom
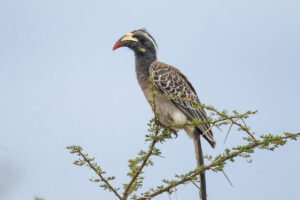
(112, 33, 138, 51)
(113, 40, 123, 51)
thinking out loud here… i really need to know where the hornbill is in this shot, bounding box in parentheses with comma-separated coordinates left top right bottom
(113, 29, 215, 200)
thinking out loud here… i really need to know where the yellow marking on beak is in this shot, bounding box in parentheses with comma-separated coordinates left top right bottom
(121, 33, 138, 42)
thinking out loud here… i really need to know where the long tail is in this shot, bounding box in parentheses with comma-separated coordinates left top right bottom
(198, 126, 216, 149)
(192, 132, 207, 200)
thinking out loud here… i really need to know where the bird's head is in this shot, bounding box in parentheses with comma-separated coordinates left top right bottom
(113, 29, 158, 56)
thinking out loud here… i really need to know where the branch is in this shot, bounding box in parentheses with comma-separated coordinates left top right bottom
(162, 94, 258, 140)
(135, 132, 300, 200)
(66, 146, 122, 200)
(123, 77, 170, 199)
(67, 78, 299, 200)
(123, 129, 160, 199)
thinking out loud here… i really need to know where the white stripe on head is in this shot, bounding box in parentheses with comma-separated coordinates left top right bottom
(139, 31, 158, 53)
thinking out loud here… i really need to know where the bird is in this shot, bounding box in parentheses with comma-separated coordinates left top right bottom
(113, 29, 215, 199)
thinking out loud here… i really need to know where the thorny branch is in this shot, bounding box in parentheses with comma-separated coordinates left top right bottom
(67, 77, 300, 200)
(134, 133, 300, 199)
(123, 127, 160, 199)
(161, 94, 257, 141)
(123, 76, 173, 199)
(66, 146, 122, 199)
(67, 132, 300, 200)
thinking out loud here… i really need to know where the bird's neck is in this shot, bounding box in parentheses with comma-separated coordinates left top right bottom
(135, 52, 157, 81)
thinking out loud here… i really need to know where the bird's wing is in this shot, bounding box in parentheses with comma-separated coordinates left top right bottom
(149, 61, 214, 140)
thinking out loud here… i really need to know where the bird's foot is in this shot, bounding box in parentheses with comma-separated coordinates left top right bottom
(170, 130, 178, 138)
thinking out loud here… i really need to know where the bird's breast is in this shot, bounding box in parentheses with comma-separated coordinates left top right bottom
(171, 109, 188, 124)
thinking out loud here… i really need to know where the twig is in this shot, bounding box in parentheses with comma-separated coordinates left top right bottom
(77, 151, 122, 200)
(123, 130, 160, 199)
(231, 120, 256, 140)
(206, 106, 257, 141)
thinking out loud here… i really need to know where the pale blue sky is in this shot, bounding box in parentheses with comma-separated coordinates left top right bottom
(1, 0, 300, 200)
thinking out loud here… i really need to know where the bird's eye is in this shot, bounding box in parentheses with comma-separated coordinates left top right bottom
(134, 35, 145, 43)
(139, 37, 145, 43)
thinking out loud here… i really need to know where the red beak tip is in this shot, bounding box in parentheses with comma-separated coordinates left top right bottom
(113, 40, 122, 51)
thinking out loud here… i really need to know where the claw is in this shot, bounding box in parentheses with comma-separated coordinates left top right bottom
(171, 131, 178, 138)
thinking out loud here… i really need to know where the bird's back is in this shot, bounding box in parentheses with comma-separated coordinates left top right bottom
(149, 61, 216, 148)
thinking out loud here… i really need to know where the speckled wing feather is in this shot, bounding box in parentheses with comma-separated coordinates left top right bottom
(149, 61, 214, 143)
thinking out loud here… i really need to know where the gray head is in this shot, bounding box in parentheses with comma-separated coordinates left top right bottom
(113, 29, 158, 57)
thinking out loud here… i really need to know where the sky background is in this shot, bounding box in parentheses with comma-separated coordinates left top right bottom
(1, 0, 300, 200)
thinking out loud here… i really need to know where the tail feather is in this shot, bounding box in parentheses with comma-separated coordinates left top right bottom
(192, 132, 207, 200)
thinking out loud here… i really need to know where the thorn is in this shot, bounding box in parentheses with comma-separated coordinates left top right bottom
(223, 123, 233, 145)
(221, 170, 233, 187)
(240, 118, 257, 140)
(191, 180, 201, 190)
(202, 125, 213, 137)
(241, 118, 248, 130)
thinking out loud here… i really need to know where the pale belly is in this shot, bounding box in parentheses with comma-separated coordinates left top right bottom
(142, 87, 195, 138)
